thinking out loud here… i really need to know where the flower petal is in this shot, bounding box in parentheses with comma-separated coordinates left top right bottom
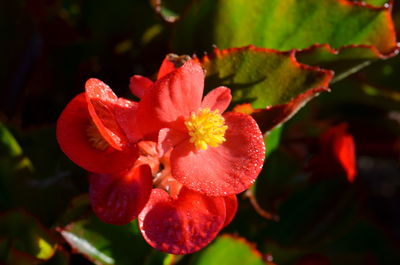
(129, 75, 153, 99)
(318, 123, 357, 182)
(85, 78, 126, 150)
(114, 98, 142, 143)
(136, 141, 161, 175)
(157, 54, 191, 80)
(138, 187, 226, 254)
(201, 86, 232, 113)
(157, 128, 187, 157)
(334, 133, 357, 183)
(223, 195, 238, 227)
(56, 93, 138, 173)
(136, 60, 204, 138)
(171, 112, 265, 196)
(89, 164, 152, 225)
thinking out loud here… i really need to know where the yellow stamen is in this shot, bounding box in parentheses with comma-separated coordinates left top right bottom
(185, 108, 228, 151)
(86, 122, 109, 151)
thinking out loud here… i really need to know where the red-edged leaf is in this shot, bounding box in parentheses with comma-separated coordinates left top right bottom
(190, 234, 269, 265)
(296, 43, 399, 82)
(202, 46, 333, 133)
(173, 0, 397, 55)
(58, 217, 151, 265)
(89, 164, 153, 225)
(173, 0, 398, 80)
(251, 87, 329, 133)
(0, 210, 57, 262)
(138, 187, 226, 254)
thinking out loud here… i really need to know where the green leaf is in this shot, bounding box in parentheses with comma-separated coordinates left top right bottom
(0, 210, 57, 262)
(57, 202, 156, 265)
(150, 0, 191, 23)
(173, 0, 396, 53)
(264, 126, 282, 155)
(0, 123, 33, 210)
(190, 235, 267, 265)
(59, 218, 151, 265)
(202, 46, 333, 132)
(296, 44, 398, 83)
(349, 0, 389, 6)
(0, 125, 87, 225)
(0, 124, 82, 222)
(345, 51, 400, 104)
(0, 123, 22, 158)
(174, 0, 398, 78)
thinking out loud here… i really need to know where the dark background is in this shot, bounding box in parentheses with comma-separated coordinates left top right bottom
(1, 1, 400, 265)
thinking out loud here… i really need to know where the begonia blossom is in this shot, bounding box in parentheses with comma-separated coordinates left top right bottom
(57, 55, 262, 255)
(135, 59, 266, 196)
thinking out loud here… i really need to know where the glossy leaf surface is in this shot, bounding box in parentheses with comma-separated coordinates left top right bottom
(190, 235, 266, 265)
(0, 210, 56, 262)
(173, 0, 397, 54)
(174, 0, 398, 80)
(202, 46, 333, 132)
(59, 214, 153, 265)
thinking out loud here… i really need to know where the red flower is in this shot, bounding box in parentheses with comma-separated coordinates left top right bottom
(57, 55, 258, 254)
(135, 59, 266, 196)
(56, 78, 140, 173)
(311, 123, 357, 182)
(138, 187, 237, 254)
(89, 139, 238, 254)
(89, 164, 152, 225)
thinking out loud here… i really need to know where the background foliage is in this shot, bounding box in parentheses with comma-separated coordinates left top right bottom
(1, 0, 400, 264)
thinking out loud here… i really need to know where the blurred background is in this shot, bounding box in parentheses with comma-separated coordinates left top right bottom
(1, 0, 400, 264)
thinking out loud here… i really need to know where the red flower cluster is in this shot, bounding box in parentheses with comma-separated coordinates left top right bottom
(56, 56, 265, 254)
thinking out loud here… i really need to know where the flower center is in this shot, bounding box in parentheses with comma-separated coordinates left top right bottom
(185, 108, 228, 151)
(86, 122, 109, 151)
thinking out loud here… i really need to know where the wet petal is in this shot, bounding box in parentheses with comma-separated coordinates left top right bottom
(223, 195, 238, 227)
(171, 112, 265, 196)
(318, 123, 357, 182)
(85, 78, 127, 150)
(115, 98, 142, 143)
(129, 75, 153, 99)
(56, 94, 138, 173)
(334, 133, 357, 182)
(136, 60, 204, 138)
(157, 54, 191, 80)
(201, 86, 232, 113)
(138, 187, 226, 254)
(89, 165, 153, 225)
(157, 128, 187, 157)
